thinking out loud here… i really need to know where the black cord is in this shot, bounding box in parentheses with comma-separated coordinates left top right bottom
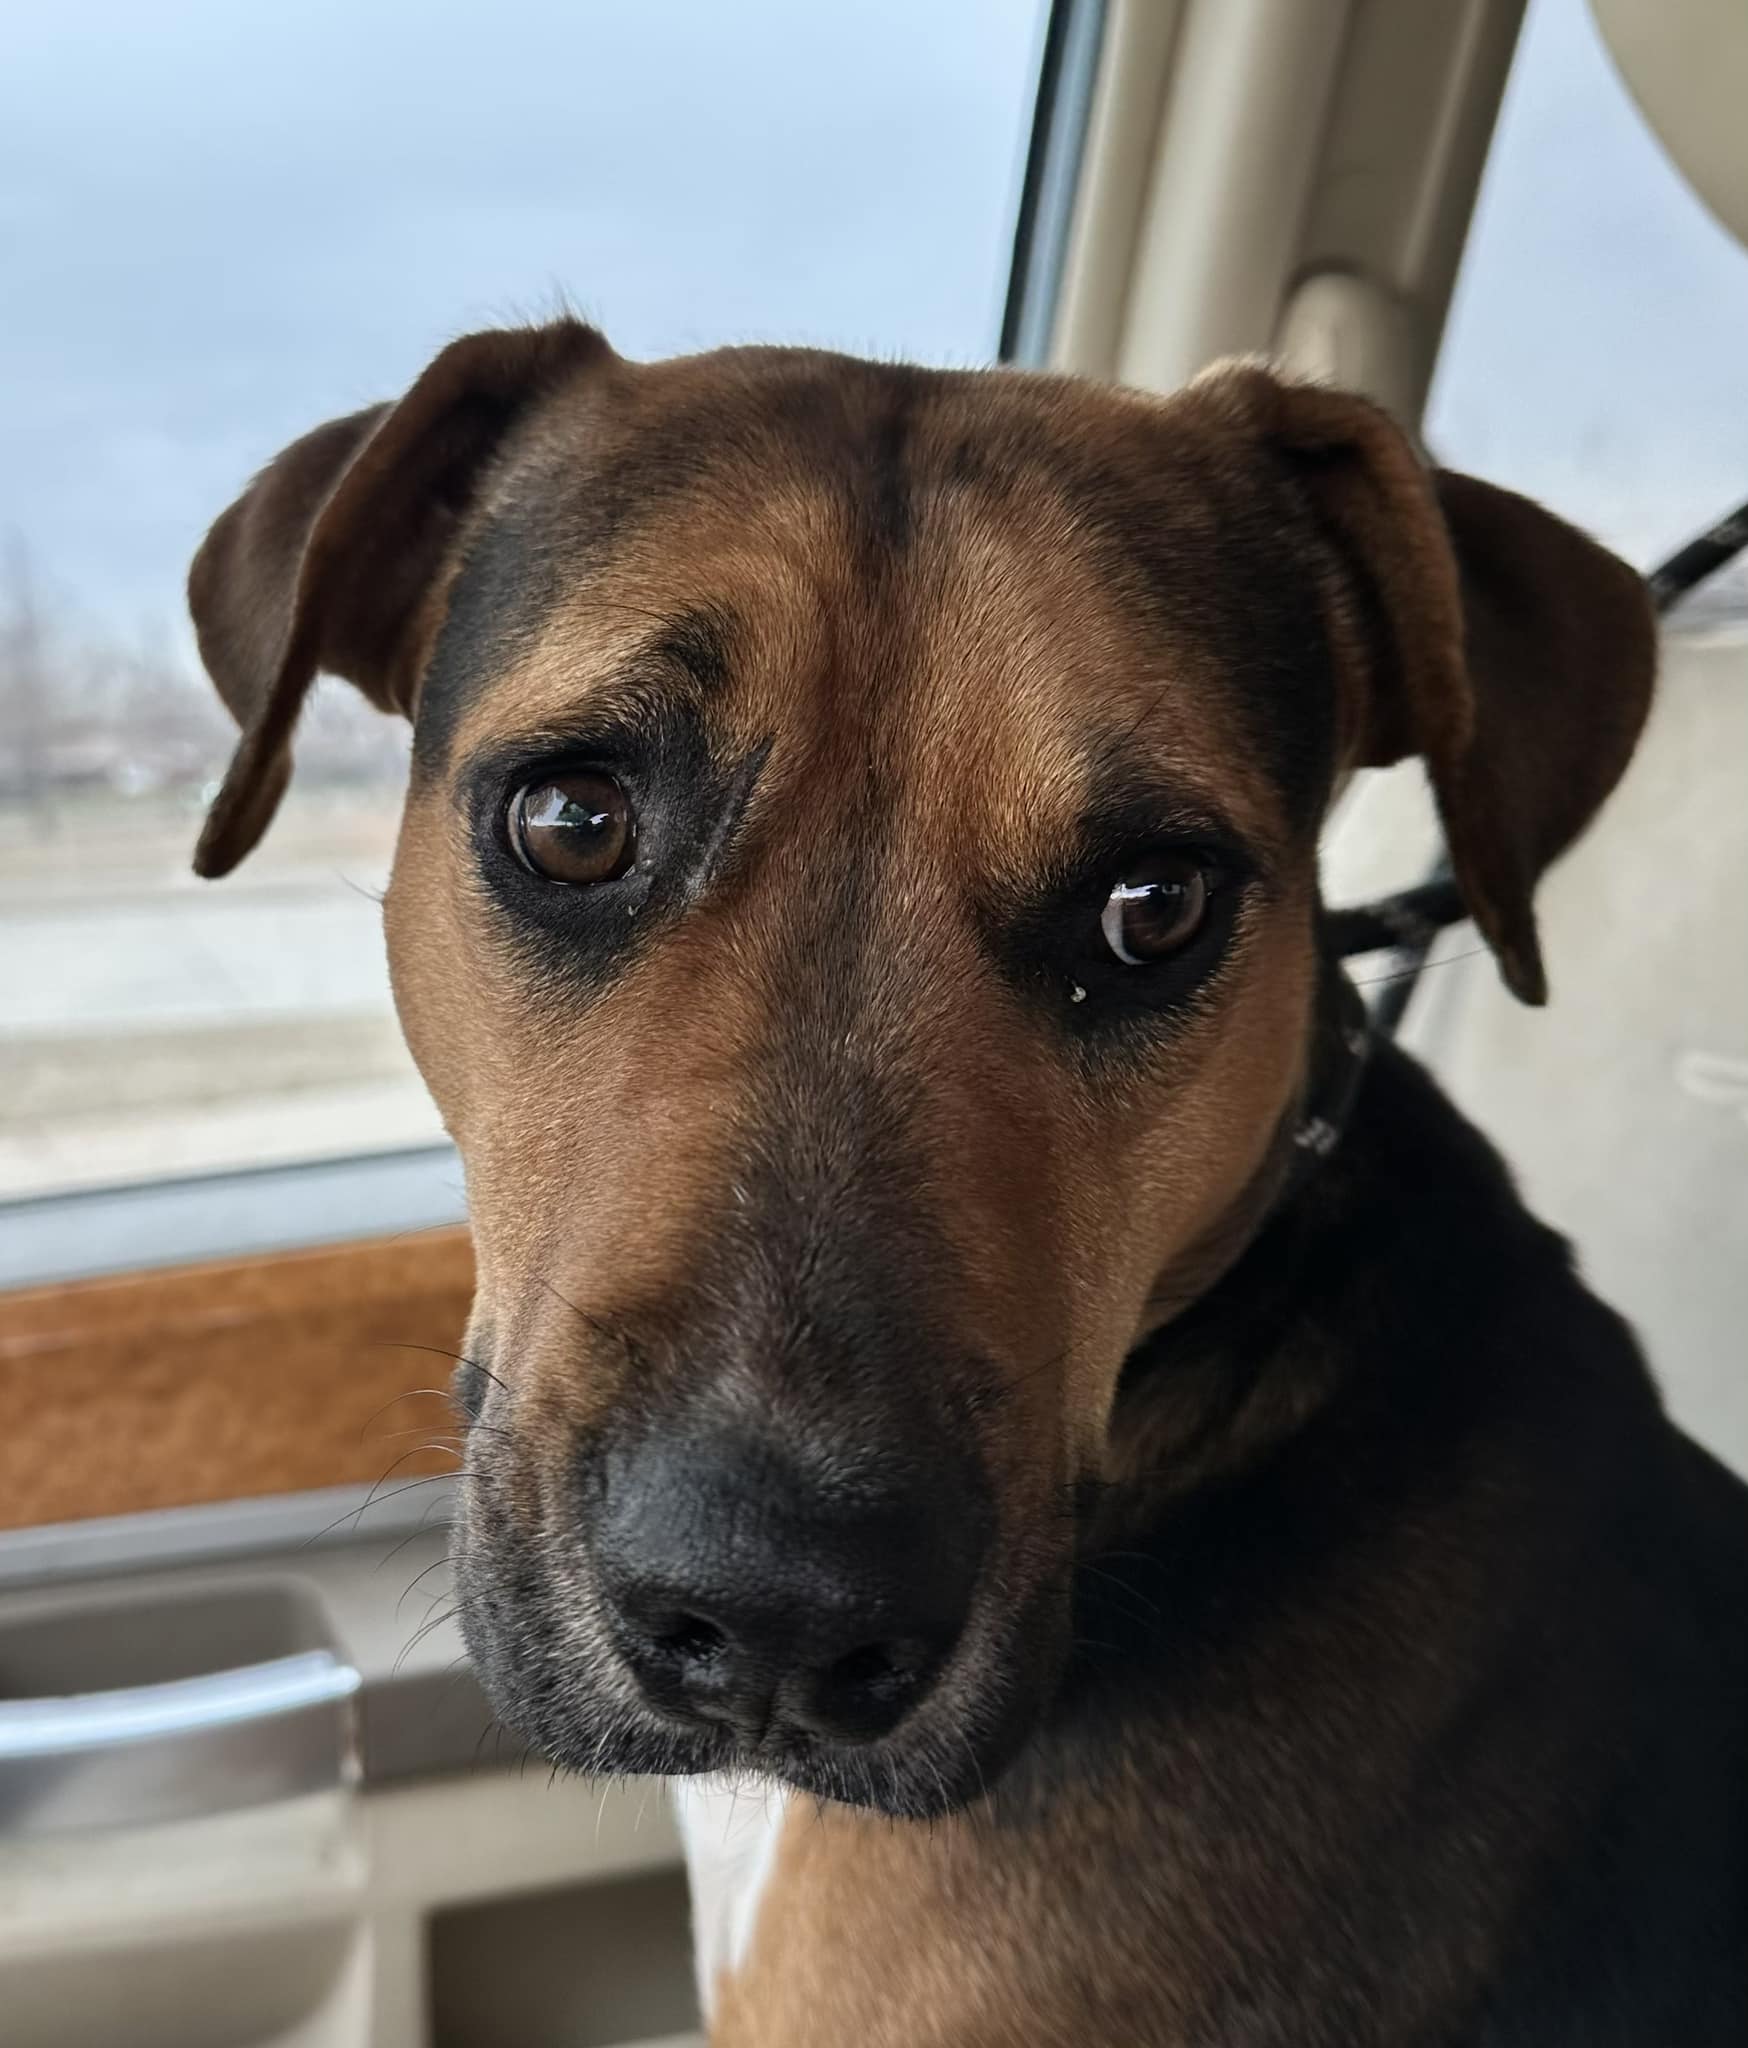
(1343, 492, 1748, 1035)
(1332, 858, 1456, 1037)
(1647, 497, 1748, 614)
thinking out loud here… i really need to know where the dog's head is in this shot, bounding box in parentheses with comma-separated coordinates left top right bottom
(190, 323, 1653, 1814)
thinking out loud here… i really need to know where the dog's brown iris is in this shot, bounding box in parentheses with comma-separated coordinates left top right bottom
(1100, 855, 1209, 965)
(509, 771, 636, 884)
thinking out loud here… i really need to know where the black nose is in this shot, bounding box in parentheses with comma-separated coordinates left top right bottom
(592, 1430, 984, 1748)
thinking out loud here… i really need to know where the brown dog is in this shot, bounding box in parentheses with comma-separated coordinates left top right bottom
(189, 322, 1748, 2044)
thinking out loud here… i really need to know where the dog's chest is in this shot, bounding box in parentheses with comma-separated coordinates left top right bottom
(671, 1775, 791, 2021)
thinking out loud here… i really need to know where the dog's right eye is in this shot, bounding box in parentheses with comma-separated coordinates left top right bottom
(508, 772, 636, 884)
(1098, 853, 1211, 966)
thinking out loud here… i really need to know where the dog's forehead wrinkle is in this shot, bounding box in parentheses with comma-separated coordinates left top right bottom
(420, 363, 1319, 824)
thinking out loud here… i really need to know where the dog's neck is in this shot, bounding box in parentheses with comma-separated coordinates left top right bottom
(699, 1009, 1700, 2044)
(1083, 994, 1547, 1615)
(1120, 958, 1372, 1438)
(943, 1037, 1675, 2032)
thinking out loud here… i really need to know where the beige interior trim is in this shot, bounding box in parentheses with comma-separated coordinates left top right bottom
(1272, 270, 1424, 427)
(1118, 0, 1354, 393)
(1048, 0, 1528, 422)
(1591, 0, 1748, 252)
(1049, 0, 1186, 383)
(1301, 7, 1523, 319)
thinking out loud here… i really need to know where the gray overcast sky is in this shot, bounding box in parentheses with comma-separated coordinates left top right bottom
(1429, 0, 1748, 569)
(4, 0, 1746, 654)
(1, 0, 1044, 643)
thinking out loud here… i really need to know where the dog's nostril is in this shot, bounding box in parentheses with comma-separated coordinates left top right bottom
(806, 1637, 938, 1738)
(654, 1613, 725, 1664)
(593, 1427, 986, 1747)
(825, 1641, 906, 1695)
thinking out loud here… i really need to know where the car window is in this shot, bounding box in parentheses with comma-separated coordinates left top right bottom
(1427, 0, 1748, 586)
(0, 0, 1048, 1203)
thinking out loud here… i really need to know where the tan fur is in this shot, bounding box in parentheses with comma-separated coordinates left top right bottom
(379, 394, 1316, 1524)
(186, 326, 1660, 2044)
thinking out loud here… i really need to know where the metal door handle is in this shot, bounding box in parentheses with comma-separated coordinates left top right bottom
(0, 1649, 361, 1836)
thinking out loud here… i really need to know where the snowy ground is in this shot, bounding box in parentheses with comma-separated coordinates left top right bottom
(0, 782, 441, 1198)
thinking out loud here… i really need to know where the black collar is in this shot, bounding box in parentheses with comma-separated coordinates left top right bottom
(1279, 965, 1372, 1203)
(1117, 961, 1370, 1395)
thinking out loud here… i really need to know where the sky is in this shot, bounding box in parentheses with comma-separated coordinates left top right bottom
(0, 0, 1046, 649)
(1428, 0, 1748, 572)
(3, 0, 1746, 660)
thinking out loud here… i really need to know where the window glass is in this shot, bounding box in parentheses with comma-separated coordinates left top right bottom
(1404, 0, 1748, 1460)
(1427, 0, 1748, 589)
(0, 0, 1047, 1200)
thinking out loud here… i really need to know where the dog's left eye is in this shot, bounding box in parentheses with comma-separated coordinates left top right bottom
(1099, 855, 1210, 965)
(508, 771, 636, 884)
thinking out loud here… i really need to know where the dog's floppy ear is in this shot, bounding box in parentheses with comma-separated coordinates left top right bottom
(189, 319, 611, 877)
(1191, 362, 1657, 1004)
